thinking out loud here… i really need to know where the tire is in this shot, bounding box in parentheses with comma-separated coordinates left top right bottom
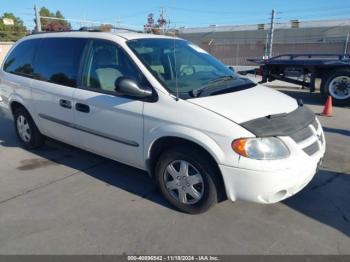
(155, 146, 220, 214)
(14, 107, 44, 149)
(321, 70, 350, 106)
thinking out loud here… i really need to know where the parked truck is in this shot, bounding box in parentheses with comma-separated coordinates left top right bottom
(240, 54, 350, 106)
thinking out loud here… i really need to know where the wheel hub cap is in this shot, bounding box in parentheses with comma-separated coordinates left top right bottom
(164, 160, 204, 205)
(17, 115, 31, 142)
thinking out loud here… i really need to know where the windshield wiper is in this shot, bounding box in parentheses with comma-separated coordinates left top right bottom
(191, 75, 235, 97)
(207, 75, 235, 84)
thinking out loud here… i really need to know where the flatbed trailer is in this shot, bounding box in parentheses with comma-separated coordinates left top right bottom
(240, 54, 350, 106)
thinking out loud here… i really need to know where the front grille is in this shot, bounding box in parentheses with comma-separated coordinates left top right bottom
(303, 141, 320, 156)
(320, 134, 324, 145)
(290, 126, 314, 143)
(289, 118, 323, 156)
(312, 119, 319, 130)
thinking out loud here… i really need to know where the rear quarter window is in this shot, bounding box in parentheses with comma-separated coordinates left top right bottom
(3, 39, 39, 78)
(34, 38, 87, 87)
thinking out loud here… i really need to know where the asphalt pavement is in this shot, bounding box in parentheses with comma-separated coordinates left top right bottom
(0, 87, 349, 255)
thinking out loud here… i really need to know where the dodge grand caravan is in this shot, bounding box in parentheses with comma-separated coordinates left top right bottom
(0, 31, 326, 214)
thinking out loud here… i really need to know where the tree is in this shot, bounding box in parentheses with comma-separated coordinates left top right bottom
(99, 24, 113, 32)
(54, 11, 70, 28)
(144, 13, 155, 33)
(0, 12, 27, 41)
(37, 7, 71, 32)
(144, 12, 168, 34)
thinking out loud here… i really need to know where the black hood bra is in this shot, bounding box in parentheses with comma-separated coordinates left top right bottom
(241, 105, 316, 137)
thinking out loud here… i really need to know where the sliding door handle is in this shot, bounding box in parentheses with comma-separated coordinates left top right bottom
(59, 99, 72, 109)
(75, 103, 90, 113)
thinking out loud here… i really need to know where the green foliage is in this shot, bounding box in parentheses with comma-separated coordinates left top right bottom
(38, 7, 71, 31)
(99, 24, 113, 32)
(0, 12, 27, 42)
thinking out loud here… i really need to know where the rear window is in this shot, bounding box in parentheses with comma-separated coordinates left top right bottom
(34, 38, 87, 87)
(3, 39, 39, 77)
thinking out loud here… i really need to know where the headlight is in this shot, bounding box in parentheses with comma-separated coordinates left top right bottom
(232, 137, 290, 160)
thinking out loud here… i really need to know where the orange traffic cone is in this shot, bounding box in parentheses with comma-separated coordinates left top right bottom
(321, 96, 333, 117)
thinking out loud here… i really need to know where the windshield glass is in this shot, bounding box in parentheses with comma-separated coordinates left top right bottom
(127, 38, 255, 98)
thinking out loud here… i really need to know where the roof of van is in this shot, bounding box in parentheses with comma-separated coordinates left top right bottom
(25, 31, 181, 41)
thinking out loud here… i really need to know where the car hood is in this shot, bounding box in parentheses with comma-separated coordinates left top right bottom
(188, 85, 298, 123)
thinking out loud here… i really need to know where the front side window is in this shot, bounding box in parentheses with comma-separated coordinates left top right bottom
(3, 39, 39, 77)
(34, 38, 87, 87)
(127, 39, 256, 98)
(82, 39, 144, 92)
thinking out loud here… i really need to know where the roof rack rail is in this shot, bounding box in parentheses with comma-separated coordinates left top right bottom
(30, 26, 143, 35)
(78, 27, 102, 32)
(31, 30, 72, 34)
(79, 26, 142, 33)
(112, 26, 143, 33)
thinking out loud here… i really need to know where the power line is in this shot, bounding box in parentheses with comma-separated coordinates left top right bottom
(165, 5, 350, 16)
(165, 6, 267, 15)
(279, 6, 350, 14)
(280, 13, 350, 21)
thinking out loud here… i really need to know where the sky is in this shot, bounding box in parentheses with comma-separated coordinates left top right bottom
(1, 0, 350, 30)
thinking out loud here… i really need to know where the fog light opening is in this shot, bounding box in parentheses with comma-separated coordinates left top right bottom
(270, 190, 288, 203)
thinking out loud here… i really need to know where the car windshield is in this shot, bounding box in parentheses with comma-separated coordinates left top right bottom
(127, 38, 255, 99)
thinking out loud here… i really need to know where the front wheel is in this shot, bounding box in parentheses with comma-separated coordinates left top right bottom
(321, 70, 350, 106)
(155, 146, 220, 214)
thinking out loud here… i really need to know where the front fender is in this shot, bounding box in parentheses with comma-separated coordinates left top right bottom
(145, 124, 226, 164)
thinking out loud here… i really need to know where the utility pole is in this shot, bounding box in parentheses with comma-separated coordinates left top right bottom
(267, 9, 275, 58)
(344, 33, 349, 55)
(160, 7, 165, 33)
(34, 5, 42, 32)
(264, 32, 269, 59)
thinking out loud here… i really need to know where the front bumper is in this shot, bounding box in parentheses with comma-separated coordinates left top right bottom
(220, 116, 326, 204)
(219, 151, 324, 204)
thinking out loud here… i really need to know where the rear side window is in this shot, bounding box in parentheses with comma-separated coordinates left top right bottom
(34, 38, 87, 87)
(3, 39, 38, 77)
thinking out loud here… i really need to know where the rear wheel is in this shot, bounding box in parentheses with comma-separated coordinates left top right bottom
(155, 146, 220, 214)
(321, 70, 350, 106)
(14, 107, 44, 149)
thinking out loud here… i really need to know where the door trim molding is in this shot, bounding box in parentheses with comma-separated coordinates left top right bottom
(38, 113, 140, 147)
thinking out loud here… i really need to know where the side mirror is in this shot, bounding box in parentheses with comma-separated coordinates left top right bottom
(115, 77, 153, 98)
(227, 65, 235, 72)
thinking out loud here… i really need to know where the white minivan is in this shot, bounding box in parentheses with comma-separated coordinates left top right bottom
(0, 31, 325, 213)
